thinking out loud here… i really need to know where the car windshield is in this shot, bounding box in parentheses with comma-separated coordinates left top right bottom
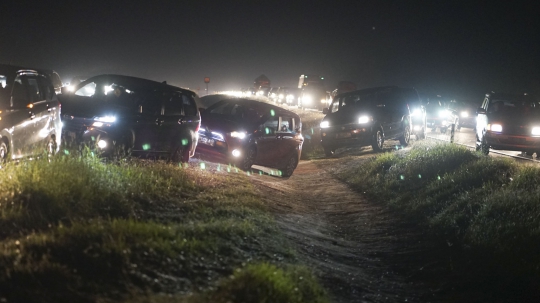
(488, 99, 539, 114)
(208, 101, 262, 124)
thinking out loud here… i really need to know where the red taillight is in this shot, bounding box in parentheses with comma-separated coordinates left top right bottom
(195, 120, 200, 132)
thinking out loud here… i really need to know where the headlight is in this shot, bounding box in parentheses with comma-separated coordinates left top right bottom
(488, 124, 503, 132)
(358, 116, 371, 124)
(532, 127, 540, 136)
(230, 131, 247, 139)
(461, 111, 469, 117)
(411, 108, 422, 116)
(279, 94, 284, 99)
(320, 121, 330, 128)
(286, 94, 294, 101)
(439, 110, 450, 117)
(302, 95, 312, 104)
(94, 116, 116, 123)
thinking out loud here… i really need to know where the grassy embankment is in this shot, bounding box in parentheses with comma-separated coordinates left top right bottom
(0, 153, 327, 303)
(330, 140, 540, 296)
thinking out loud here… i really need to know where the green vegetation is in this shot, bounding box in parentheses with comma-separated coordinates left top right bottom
(0, 154, 327, 303)
(330, 141, 540, 280)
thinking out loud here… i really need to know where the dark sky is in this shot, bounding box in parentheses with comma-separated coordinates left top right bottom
(1, 1, 539, 102)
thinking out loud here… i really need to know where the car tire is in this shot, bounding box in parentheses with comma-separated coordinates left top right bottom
(399, 125, 411, 146)
(323, 146, 335, 157)
(170, 146, 189, 163)
(281, 153, 298, 177)
(0, 141, 8, 165)
(239, 145, 256, 171)
(371, 128, 384, 152)
(480, 136, 490, 155)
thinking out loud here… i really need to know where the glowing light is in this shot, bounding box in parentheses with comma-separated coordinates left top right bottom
(320, 121, 330, 128)
(232, 149, 241, 157)
(92, 122, 104, 127)
(532, 127, 540, 136)
(270, 109, 275, 116)
(411, 108, 421, 116)
(142, 144, 151, 151)
(104, 85, 114, 95)
(358, 116, 370, 124)
(200, 162, 206, 170)
(461, 111, 469, 117)
(97, 140, 107, 149)
(182, 139, 188, 146)
(94, 116, 116, 123)
(490, 124, 503, 132)
(230, 131, 246, 139)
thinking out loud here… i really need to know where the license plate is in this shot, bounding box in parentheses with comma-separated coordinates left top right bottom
(199, 137, 215, 146)
(336, 132, 351, 139)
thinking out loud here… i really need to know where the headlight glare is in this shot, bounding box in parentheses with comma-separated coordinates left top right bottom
(358, 116, 371, 124)
(320, 121, 330, 128)
(532, 127, 540, 136)
(489, 124, 503, 132)
(94, 115, 116, 123)
(230, 131, 247, 139)
(461, 111, 469, 117)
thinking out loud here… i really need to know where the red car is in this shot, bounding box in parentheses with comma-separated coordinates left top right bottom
(197, 98, 303, 177)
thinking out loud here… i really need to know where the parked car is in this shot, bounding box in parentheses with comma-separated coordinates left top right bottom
(196, 98, 303, 177)
(59, 74, 200, 162)
(476, 92, 540, 156)
(320, 86, 426, 156)
(283, 87, 301, 106)
(0, 64, 62, 164)
(425, 100, 459, 134)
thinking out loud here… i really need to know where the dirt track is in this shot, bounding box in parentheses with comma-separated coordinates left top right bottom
(250, 157, 462, 303)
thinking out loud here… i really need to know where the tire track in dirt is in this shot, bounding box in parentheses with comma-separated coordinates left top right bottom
(250, 159, 448, 303)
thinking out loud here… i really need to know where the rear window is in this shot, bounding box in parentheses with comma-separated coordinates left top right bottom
(209, 101, 262, 123)
(488, 99, 539, 114)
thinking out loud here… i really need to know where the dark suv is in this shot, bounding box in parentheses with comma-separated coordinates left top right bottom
(0, 64, 62, 164)
(59, 74, 200, 162)
(196, 98, 303, 177)
(320, 86, 426, 156)
(476, 92, 540, 156)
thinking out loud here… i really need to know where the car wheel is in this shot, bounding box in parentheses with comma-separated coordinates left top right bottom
(239, 146, 256, 171)
(47, 135, 57, 156)
(281, 154, 298, 177)
(371, 128, 384, 152)
(480, 136, 490, 155)
(170, 146, 189, 163)
(399, 125, 411, 146)
(416, 126, 426, 140)
(323, 146, 335, 157)
(0, 141, 8, 165)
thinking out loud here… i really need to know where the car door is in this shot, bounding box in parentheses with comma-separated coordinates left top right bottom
(275, 115, 302, 164)
(254, 115, 280, 166)
(160, 92, 199, 155)
(476, 96, 489, 141)
(378, 90, 405, 139)
(26, 74, 55, 151)
(8, 74, 43, 158)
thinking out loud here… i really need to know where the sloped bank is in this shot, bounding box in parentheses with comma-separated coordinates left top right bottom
(326, 141, 540, 302)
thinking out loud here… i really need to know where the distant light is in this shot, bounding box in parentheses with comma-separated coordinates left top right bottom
(232, 149, 241, 157)
(97, 140, 107, 149)
(532, 127, 540, 136)
(142, 143, 151, 150)
(270, 109, 275, 116)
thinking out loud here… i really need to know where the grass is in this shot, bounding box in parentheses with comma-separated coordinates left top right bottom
(0, 153, 327, 303)
(328, 140, 540, 292)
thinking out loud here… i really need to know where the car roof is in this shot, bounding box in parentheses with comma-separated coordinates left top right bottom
(81, 74, 193, 94)
(487, 92, 537, 101)
(208, 98, 300, 118)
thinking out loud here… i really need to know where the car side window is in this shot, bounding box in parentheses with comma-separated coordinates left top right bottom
(260, 116, 279, 135)
(75, 82, 96, 97)
(330, 98, 340, 113)
(37, 75, 55, 100)
(278, 116, 294, 133)
(26, 77, 44, 102)
(11, 77, 28, 107)
(163, 95, 184, 116)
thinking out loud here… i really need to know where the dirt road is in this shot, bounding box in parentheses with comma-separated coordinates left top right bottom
(250, 157, 464, 303)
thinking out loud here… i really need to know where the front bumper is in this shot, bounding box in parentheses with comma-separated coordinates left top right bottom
(320, 125, 373, 149)
(486, 131, 540, 151)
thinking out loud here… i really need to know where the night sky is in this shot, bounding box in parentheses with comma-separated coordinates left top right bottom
(1, 1, 539, 103)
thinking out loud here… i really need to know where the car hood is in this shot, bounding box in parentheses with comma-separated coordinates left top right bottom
(322, 105, 379, 125)
(200, 114, 255, 134)
(488, 111, 540, 126)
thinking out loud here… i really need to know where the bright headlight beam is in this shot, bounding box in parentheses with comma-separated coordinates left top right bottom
(94, 116, 116, 123)
(320, 121, 330, 128)
(532, 127, 540, 136)
(358, 116, 370, 124)
(491, 124, 503, 132)
(230, 131, 246, 139)
(461, 111, 469, 117)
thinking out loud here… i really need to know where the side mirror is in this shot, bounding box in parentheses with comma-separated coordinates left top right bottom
(476, 107, 486, 115)
(322, 107, 329, 115)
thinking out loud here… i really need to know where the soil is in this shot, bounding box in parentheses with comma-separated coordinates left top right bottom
(248, 152, 478, 303)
